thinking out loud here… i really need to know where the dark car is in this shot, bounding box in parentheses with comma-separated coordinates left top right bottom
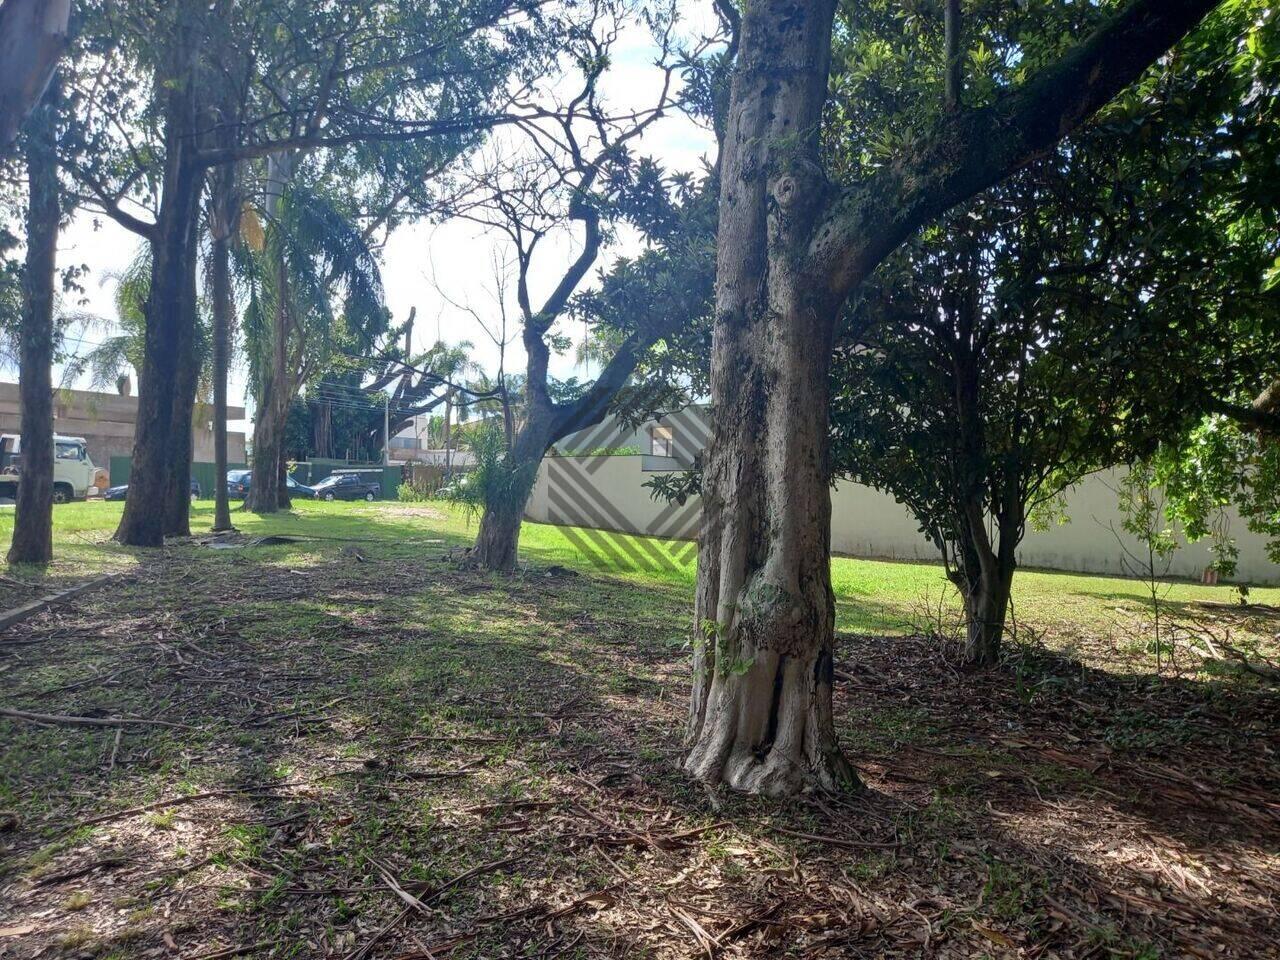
(226, 469, 252, 498)
(105, 479, 201, 501)
(311, 473, 381, 501)
(226, 470, 316, 499)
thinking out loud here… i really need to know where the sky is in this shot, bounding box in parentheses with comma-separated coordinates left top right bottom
(43, 9, 719, 438)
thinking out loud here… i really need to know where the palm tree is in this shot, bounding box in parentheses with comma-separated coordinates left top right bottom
(66, 247, 212, 402)
(417, 340, 479, 478)
(62, 252, 147, 391)
(238, 178, 387, 512)
(458, 370, 526, 447)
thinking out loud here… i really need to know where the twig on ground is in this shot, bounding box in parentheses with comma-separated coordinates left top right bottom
(0, 706, 195, 729)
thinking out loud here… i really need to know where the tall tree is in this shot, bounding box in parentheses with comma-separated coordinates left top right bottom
(207, 159, 241, 532)
(68, 0, 207, 544)
(6, 77, 59, 565)
(69, 0, 559, 543)
(241, 175, 388, 512)
(687, 0, 1231, 795)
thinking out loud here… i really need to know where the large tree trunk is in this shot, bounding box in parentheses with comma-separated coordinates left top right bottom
(209, 200, 235, 532)
(162, 210, 201, 537)
(245, 403, 284, 512)
(684, 0, 859, 796)
(473, 484, 529, 573)
(7, 78, 58, 567)
(472, 417, 550, 573)
(115, 43, 202, 548)
(0, 0, 69, 150)
(245, 150, 295, 514)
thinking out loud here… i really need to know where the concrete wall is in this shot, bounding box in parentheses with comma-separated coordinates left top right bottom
(0, 383, 246, 468)
(527, 455, 1280, 586)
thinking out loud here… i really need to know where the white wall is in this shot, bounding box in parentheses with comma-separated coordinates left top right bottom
(528, 457, 1280, 585)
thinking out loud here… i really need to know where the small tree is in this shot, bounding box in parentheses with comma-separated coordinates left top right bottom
(1114, 464, 1179, 670)
(830, 5, 1278, 666)
(446, 11, 706, 572)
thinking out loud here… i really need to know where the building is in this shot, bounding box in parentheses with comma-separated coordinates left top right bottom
(527, 407, 1280, 585)
(386, 414, 429, 462)
(386, 413, 477, 467)
(0, 382, 247, 469)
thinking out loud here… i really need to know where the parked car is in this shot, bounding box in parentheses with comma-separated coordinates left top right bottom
(311, 472, 381, 501)
(225, 469, 316, 500)
(0, 434, 100, 503)
(226, 469, 252, 498)
(104, 479, 201, 501)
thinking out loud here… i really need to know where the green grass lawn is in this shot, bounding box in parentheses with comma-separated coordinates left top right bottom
(4, 497, 1278, 658)
(3, 498, 1278, 959)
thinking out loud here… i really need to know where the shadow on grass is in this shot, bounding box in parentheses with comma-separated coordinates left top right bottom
(1, 521, 1276, 958)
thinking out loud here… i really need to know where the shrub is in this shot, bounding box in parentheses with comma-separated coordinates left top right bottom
(398, 482, 428, 503)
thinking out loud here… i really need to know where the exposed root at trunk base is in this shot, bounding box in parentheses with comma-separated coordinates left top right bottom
(685, 739, 861, 797)
(684, 653, 863, 798)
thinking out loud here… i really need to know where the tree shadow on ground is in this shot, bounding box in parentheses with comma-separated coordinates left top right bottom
(1, 539, 1276, 958)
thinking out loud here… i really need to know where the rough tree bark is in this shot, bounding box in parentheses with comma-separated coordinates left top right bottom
(7, 78, 59, 566)
(208, 161, 239, 532)
(114, 36, 204, 547)
(0, 0, 69, 150)
(472, 411, 553, 573)
(245, 383, 285, 513)
(245, 150, 296, 514)
(688, 0, 1224, 794)
(953, 501, 1019, 668)
(684, 0, 856, 796)
(162, 210, 201, 537)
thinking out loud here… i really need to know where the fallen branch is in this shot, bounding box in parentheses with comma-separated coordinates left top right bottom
(34, 854, 130, 887)
(0, 707, 195, 730)
(767, 825, 899, 849)
(80, 785, 290, 827)
(368, 857, 432, 915)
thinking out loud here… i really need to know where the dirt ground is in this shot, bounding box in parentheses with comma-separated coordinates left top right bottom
(1, 536, 1277, 959)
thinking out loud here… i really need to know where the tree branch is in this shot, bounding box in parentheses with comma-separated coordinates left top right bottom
(67, 166, 158, 240)
(1206, 394, 1280, 436)
(817, 0, 1224, 299)
(943, 0, 962, 112)
(550, 314, 680, 444)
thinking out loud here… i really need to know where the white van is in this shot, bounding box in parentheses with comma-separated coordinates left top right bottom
(0, 433, 100, 503)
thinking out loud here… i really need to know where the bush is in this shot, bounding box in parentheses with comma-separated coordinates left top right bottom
(398, 482, 428, 503)
(442, 423, 536, 517)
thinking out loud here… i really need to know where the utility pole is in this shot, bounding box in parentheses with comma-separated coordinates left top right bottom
(383, 395, 390, 465)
